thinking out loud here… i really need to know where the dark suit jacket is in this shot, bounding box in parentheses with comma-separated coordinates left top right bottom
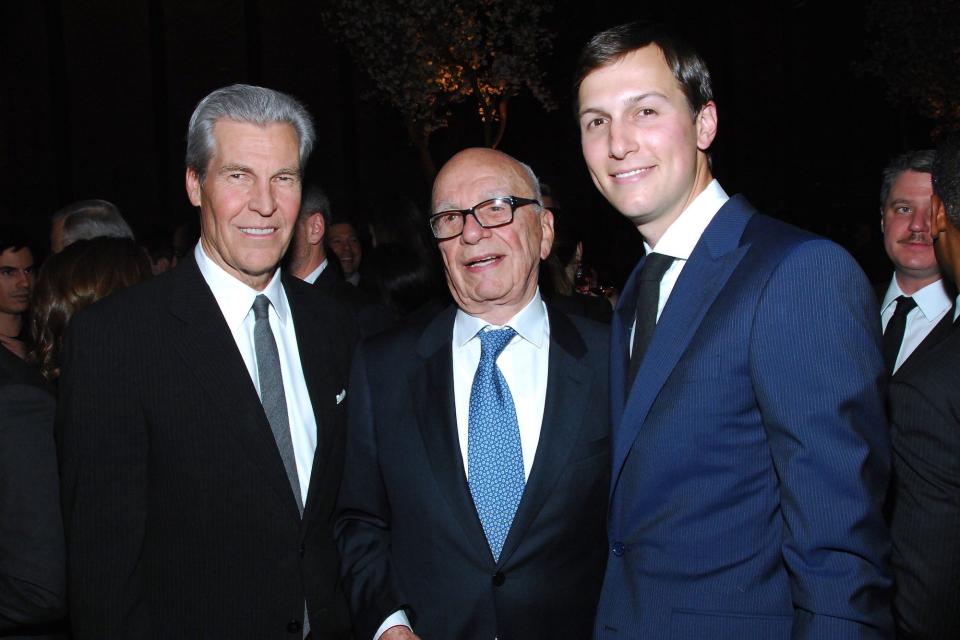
(335, 304, 609, 640)
(313, 265, 395, 337)
(598, 196, 892, 639)
(0, 379, 65, 638)
(887, 321, 960, 640)
(875, 276, 956, 379)
(57, 256, 356, 639)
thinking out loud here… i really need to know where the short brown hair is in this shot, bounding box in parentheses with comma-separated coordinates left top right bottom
(573, 21, 713, 118)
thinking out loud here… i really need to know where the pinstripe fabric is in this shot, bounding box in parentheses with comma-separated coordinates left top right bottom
(598, 196, 892, 640)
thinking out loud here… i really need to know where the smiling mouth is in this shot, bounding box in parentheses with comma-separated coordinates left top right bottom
(612, 166, 654, 179)
(466, 255, 502, 268)
(240, 227, 276, 236)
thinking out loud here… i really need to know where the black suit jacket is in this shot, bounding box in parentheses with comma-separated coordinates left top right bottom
(887, 321, 960, 639)
(58, 257, 356, 639)
(0, 379, 65, 639)
(313, 265, 395, 337)
(335, 304, 609, 640)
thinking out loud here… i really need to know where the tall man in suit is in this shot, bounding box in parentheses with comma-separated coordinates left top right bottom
(335, 148, 609, 640)
(877, 150, 954, 377)
(575, 22, 891, 638)
(886, 133, 960, 639)
(58, 84, 355, 638)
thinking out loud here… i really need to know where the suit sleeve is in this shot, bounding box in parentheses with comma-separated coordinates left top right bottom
(750, 240, 892, 639)
(57, 310, 149, 638)
(0, 383, 66, 631)
(334, 343, 410, 640)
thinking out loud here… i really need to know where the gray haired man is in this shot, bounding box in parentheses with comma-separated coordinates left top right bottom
(58, 84, 355, 638)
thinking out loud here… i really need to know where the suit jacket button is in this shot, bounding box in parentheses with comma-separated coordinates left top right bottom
(612, 542, 625, 557)
(299, 544, 305, 557)
(286, 619, 302, 633)
(492, 572, 506, 587)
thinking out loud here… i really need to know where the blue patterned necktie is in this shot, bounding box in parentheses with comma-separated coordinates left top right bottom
(468, 326, 525, 561)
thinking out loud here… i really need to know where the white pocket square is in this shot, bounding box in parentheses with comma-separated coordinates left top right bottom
(336, 389, 347, 405)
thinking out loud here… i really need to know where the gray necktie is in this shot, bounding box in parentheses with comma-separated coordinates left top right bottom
(252, 294, 303, 515)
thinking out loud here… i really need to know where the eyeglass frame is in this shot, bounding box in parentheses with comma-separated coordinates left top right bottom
(428, 196, 541, 240)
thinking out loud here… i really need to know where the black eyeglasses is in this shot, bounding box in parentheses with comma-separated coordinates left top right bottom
(428, 196, 541, 240)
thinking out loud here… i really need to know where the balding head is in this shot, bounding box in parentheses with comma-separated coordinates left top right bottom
(431, 148, 553, 324)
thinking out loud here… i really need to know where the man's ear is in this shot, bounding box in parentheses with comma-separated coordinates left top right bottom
(308, 212, 325, 245)
(186, 168, 202, 207)
(539, 207, 555, 260)
(695, 101, 718, 151)
(932, 194, 947, 238)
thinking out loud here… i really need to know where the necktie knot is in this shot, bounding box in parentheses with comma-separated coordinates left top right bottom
(253, 294, 271, 321)
(478, 327, 517, 363)
(638, 252, 675, 281)
(892, 295, 917, 319)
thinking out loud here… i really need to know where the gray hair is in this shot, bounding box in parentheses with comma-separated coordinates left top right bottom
(880, 149, 936, 209)
(185, 84, 315, 182)
(299, 184, 332, 225)
(59, 199, 135, 248)
(517, 160, 543, 204)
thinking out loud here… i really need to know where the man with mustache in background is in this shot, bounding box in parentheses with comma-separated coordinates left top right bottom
(877, 150, 954, 377)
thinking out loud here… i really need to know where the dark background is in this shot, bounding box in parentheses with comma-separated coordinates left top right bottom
(0, 0, 942, 287)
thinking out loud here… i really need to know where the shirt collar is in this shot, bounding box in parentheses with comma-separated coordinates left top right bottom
(881, 275, 952, 320)
(453, 289, 549, 349)
(303, 258, 328, 285)
(194, 241, 288, 331)
(643, 179, 729, 259)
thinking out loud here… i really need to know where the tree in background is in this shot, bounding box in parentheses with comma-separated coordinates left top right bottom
(857, 0, 960, 139)
(323, 0, 556, 181)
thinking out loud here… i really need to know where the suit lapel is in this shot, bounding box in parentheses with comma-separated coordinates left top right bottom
(498, 307, 591, 566)
(285, 276, 340, 523)
(896, 300, 957, 377)
(413, 308, 492, 560)
(167, 258, 301, 519)
(611, 197, 755, 483)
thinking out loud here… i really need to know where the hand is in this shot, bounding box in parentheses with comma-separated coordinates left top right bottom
(381, 626, 421, 640)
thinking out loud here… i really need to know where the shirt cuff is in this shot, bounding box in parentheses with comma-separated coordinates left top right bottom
(374, 609, 412, 640)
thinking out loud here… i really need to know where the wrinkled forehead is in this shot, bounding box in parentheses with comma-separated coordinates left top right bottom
(432, 159, 533, 211)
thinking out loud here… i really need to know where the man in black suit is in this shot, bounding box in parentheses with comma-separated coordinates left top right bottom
(287, 185, 390, 335)
(886, 133, 960, 639)
(876, 150, 954, 377)
(0, 351, 64, 638)
(58, 84, 355, 638)
(335, 148, 609, 640)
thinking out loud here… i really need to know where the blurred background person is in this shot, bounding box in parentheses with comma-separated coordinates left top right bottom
(0, 225, 36, 364)
(29, 237, 150, 385)
(326, 219, 363, 286)
(49, 199, 134, 254)
(139, 229, 179, 275)
(0, 333, 65, 639)
(538, 181, 612, 323)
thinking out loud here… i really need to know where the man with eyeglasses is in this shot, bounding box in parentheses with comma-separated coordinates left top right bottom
(335, 147, 610, 640)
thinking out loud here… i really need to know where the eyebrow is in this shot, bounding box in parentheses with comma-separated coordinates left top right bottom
(578, 92, 668, 118)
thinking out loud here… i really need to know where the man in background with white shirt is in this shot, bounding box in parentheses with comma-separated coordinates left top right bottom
(335, 147, 609, 640)
(59, 84, 355, 638)
(877, 150, 954, 377)
(575, 21, 891, 639)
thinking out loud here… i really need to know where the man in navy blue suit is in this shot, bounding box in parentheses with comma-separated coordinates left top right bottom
(575, 22, 892, 639)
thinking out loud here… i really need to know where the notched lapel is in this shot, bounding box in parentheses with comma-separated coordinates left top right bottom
(286, 283, 341, 522)
(167, 261, 301, 519)
(498, 310, 592, 566)
(413, 311, 493, 562)
(612, 199, 754, 484)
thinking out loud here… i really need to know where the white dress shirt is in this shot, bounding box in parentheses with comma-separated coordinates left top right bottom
(302, 258, 328, 285)
(374, 291, 551, 640)
(630, 180, 729, 353)
(881, 276, 953, 373)
(194, 243, 317, 504)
